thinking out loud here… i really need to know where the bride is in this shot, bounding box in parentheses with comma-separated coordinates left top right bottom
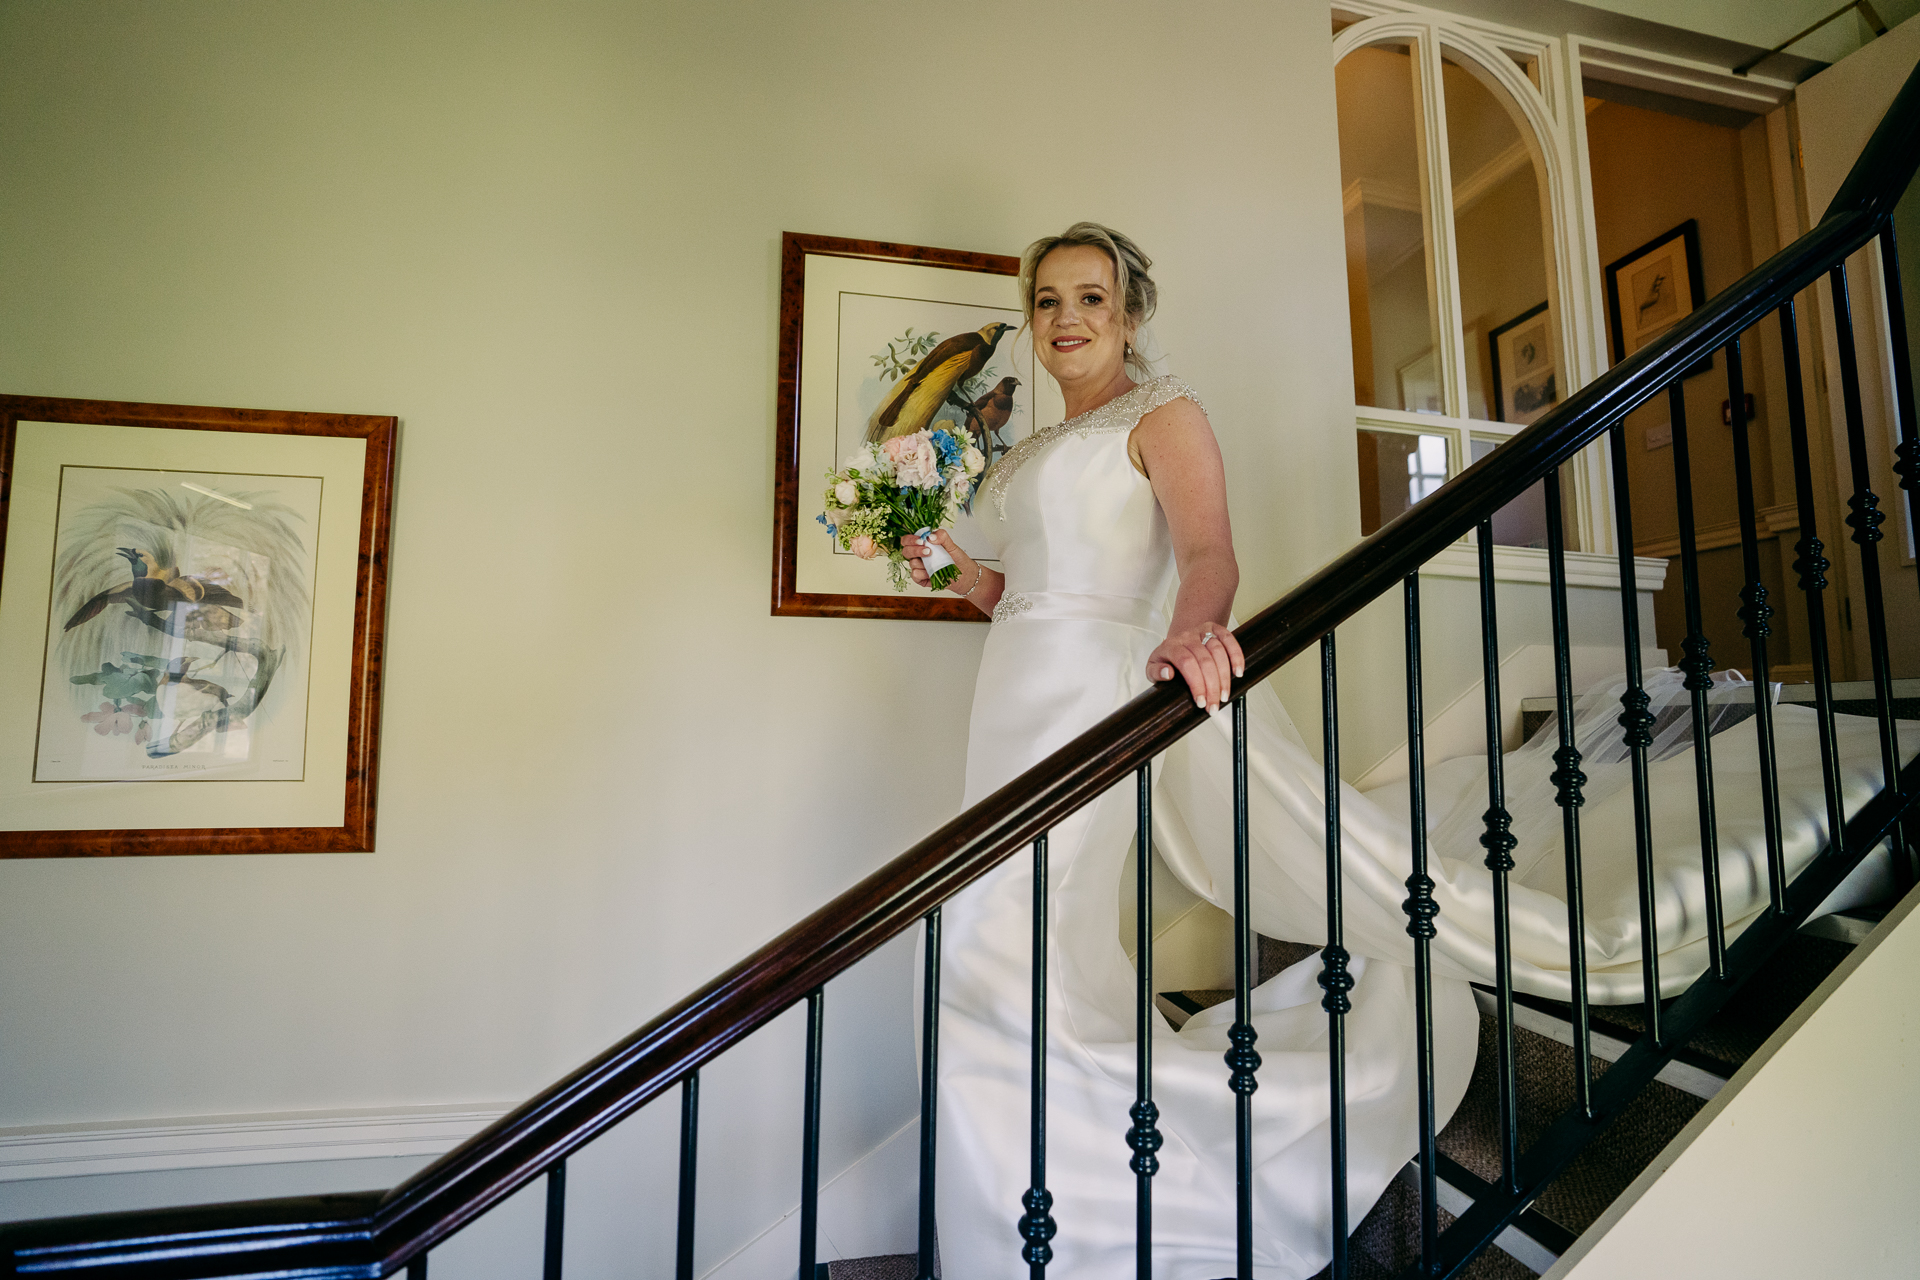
(903, 223, 1479, 1280)
(901, 223, 1909, 1279)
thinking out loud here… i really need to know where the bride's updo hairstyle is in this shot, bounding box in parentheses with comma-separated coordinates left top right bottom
(1020, 222, 1158, 376)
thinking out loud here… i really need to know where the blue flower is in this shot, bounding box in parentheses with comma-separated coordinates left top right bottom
(929, 428, 963, 469)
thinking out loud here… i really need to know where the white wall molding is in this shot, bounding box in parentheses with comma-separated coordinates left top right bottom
(1574, 37, 1796, 115)
(1419, 543, 1669, 590)
(0, 1103, 515, 1181)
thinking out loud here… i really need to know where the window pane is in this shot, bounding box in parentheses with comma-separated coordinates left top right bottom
(1336, 45, 1442, 413)
(1469, 437, 1550, 547)
(1444, 52, 1556, 425)
(1358, 429, 1449, 536)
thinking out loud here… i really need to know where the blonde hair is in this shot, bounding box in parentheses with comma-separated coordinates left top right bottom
(1020, 222, 1158, 374)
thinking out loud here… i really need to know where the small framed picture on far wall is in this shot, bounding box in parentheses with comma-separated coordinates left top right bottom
(1489, 301, 1558, 425)
(1605, 218, 1712, 377)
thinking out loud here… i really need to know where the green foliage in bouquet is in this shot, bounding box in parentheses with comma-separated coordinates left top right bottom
(818, 424, 986, 591)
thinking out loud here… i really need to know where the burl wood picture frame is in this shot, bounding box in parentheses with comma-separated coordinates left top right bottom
(0, 396, 396, 856)
(772, 232, 1052, 620)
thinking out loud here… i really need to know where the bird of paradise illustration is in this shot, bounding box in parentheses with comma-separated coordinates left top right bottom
(866, 323, 1021, 476)
(47, 482, 310, 763)
(865, 321, 1016, 449)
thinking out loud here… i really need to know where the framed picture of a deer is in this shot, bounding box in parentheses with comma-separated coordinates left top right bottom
(771, 232, 1062, 620)
(0, 396, 395, 856)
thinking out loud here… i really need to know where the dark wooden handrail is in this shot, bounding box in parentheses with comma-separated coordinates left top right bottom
(7, 58, 1920, 1280)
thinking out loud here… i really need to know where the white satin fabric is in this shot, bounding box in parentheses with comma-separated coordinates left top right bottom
(939, 378, 1476, 1280)
(936, 376, 1914, 1279)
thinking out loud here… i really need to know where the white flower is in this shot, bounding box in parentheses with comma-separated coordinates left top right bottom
(834, 479, 858, 506)
(962, 445, 985, 476)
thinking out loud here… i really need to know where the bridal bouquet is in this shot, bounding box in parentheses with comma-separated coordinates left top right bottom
(819, 421, 986, 591)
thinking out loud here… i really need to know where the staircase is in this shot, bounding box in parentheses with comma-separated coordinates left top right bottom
(5, 52, 1920, 1280)
(809, 905, 1887, 1280)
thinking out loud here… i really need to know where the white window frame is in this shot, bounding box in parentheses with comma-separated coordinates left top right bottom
(1333, 2, 1612, 564)
(1332, 2, 1803, 578)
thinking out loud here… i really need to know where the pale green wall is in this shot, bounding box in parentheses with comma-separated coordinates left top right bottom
(0, 0, 1361, 1270)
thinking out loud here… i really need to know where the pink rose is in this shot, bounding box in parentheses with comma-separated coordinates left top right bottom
(884, 433, 942, 489)
(850, 534, 878, 559)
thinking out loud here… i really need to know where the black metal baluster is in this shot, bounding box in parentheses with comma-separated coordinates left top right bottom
(1608, 423, 1663, 1044)
(543, 1161, 565, 1280)
(800, 989, 824, 1280)
(1130, 764, 1162, 1280)
(1830, 264, 1904, 816)
(1668, 381, 1731, 969)
(919, 910, 941, 1280)
(677, 1075, 700, 1280)
(1778, 300, 1850, 877)
(1317, 634, 1353, 1280)
(1725, 337, 1789, 919)
(1880, 223, 1920, 889)
(1020, 837, 1056, 1279)
(1401, 575, 1441, 1270)
(1543, 469, 1594, 1117)
(1471, 538, 1518, 1195)
(1885, 223, 1920, 559)
(407, 1256, 427, 1279)
(1228, 698, 1261, 1280)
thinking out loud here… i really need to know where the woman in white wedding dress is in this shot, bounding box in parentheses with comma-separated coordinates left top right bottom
(901, 223, 1912, 1280)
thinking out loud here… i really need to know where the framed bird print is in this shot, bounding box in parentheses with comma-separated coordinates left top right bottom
(1488, 302, 1558, 425)
(0, 396, 395, 856)
(1605, 219, 1711, 378)
(772, 231, 1063, 620)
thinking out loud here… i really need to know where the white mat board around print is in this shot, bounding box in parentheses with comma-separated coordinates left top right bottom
(35, 465, 323, 783)
(0, 419, 367, 835)
(795, 251, 1064, 600)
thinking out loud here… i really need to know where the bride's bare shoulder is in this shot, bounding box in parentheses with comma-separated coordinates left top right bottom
(1129, 378, 1217, 474)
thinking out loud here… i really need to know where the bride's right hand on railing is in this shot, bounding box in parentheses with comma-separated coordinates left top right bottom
(1148, 621, 1242, 713)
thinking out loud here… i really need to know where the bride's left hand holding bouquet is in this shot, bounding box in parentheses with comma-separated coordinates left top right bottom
(819, 423, 986, 591)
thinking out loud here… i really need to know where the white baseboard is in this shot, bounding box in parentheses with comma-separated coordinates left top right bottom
(3, 1103, 924, 1280)
(0, 1103, 516, 1181)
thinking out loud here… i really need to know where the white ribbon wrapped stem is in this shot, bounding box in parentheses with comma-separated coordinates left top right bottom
(914, 526, 955, 580)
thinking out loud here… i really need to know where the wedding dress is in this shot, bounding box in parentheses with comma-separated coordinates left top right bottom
(937, 375, 1914, 1280)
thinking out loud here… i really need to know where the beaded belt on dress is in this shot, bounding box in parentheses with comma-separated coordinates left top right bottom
(991, 589, 1162, 631)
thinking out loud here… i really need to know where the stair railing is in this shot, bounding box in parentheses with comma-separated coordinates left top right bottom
(7, 59, 1920, 1280)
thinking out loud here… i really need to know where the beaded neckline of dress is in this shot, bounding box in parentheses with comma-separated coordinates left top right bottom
(979, 374, 1205, 519)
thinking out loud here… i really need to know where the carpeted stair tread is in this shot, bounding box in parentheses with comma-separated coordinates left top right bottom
(822, 1256, 919, 1280)
(1578, 934, 1852, 1067)
(1435, 1009, 1705, 1237)
(1260, 936, 1321, 982)
(1310, 1175, 1538, 1279)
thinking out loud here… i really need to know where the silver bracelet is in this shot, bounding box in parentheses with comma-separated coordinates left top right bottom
(957, 563, 985, 599)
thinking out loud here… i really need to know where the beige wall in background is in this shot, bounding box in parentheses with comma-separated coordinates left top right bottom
(1583, 98, 1785, 672)
(0, 0, 1361, 1273)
